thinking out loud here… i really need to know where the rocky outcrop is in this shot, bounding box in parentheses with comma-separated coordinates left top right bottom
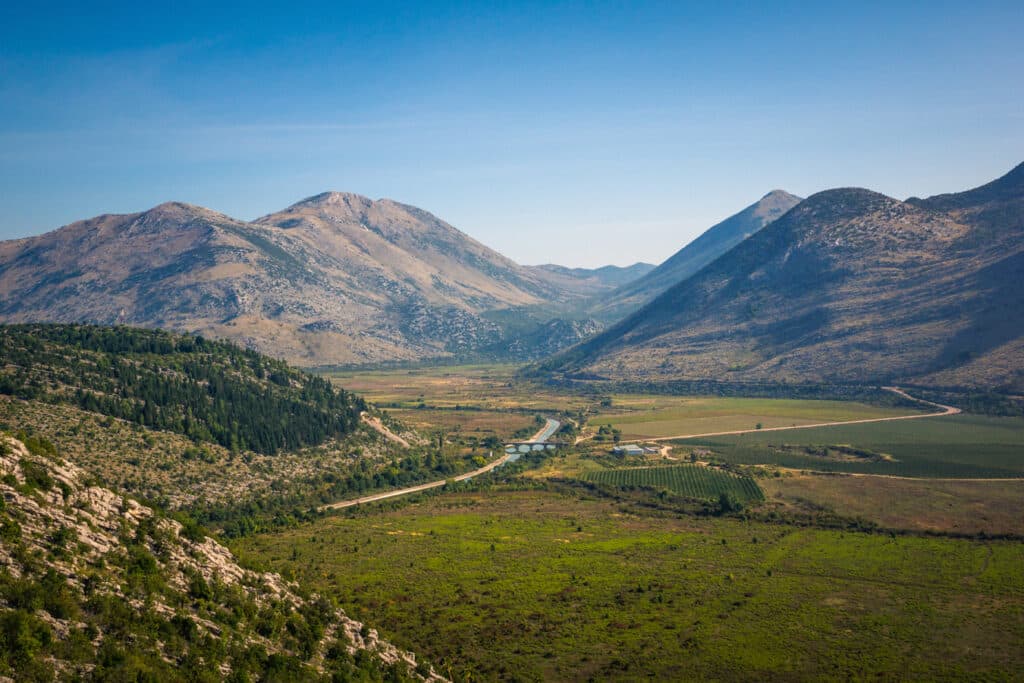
(0, 435, 445, 680)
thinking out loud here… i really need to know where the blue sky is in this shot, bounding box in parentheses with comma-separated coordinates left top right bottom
(1, 1, 1021, 267)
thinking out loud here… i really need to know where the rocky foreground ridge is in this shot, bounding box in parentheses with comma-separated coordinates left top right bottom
(0, 434, 443, 680)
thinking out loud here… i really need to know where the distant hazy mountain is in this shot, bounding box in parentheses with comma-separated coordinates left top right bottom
(0, 193, 609, 365)
(537, 163, 1024, 391)
(532, 262, 656, 290)
(587, 190, 802, 321)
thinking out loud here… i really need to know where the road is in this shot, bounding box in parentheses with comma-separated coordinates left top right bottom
(322, 389, 959, 510)
(360, 412, 411, 448)
(322, 417, 560, 510)
(528, 418, 561, 443)
(643, 386, 960, 443)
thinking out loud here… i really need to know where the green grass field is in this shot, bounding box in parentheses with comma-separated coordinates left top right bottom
(762, 474, 1024, 536)
(583, 464, 764, 503)
(597, 396, 922, 439)
(234, 489, 1024, 682)
(679, 414, 1024, 478)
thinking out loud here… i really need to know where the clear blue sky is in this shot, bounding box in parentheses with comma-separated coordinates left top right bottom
(1, 1, 1021, 267)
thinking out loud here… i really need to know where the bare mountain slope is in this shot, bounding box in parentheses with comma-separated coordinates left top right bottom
(255, 192, 570, 308)
(0, 194, 604, 365)
(538, 163, 1024, 391)
(587, 190, 802, 321)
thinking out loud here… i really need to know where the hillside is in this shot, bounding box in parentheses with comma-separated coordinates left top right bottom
(0, 433, 440, 680)
(0, 324, 510, 529)
(0, 324, 364, 455)
(586, 190, 802, 321)
(538, 163, 1024, 391)
(0, 195, 606, 366)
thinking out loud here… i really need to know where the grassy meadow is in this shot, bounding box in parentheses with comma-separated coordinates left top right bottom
(761, 473, 1024, 537)
(272, 365, 1024, 680)
(235, 489, 1024, 682)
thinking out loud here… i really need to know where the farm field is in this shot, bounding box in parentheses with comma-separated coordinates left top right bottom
(761, 473, 1024, 536)
(323, 366, 928, 442)
(597, 395, 925, 439)
(583, 464, 764, 503)
(678, 414, 1024, 478)
(323, 364, 591, 413)
(385, 407, 537, 441)
(234, 489, 1024, 682)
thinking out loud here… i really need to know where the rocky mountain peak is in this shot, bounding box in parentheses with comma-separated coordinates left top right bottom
(290, 191, 375, 211)
(760, 189, 800, 203)
(751, 189, 802, 220)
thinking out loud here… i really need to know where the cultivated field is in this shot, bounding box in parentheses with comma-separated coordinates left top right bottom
(235, 489, 1024, 681)
(679, 414, 1024, 478)
(385, 407, 536, 441)
(583, 464, 764, 503)
(596, 395, 924, 439)
(324, 364, 592, 413)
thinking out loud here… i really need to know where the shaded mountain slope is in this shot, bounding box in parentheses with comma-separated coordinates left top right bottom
(587, 190, 802, 321)
(538, 163, 1024, 391)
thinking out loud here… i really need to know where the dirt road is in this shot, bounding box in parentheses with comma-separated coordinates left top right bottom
(323, 417, 559, 510)
(361, 412, 411, 448)
(644, 386, 960, 443)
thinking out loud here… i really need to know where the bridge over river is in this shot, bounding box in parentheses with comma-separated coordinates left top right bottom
(504, 417, 561, 456)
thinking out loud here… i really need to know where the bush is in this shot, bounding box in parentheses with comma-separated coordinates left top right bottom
(717, 491, 744, 515)
(0, 609, 53, 667)
(19, 459, 54, 492)
(0, 519, 21, 543)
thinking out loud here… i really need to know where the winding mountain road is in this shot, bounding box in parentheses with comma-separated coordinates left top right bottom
(322, 418, 560, 510)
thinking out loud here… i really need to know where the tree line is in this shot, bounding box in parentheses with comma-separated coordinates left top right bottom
(0, 324, 365, 454)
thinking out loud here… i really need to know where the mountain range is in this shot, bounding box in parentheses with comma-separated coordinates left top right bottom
(538, 162, 1024, 391)
(0, 193, 646, 366)
(2, 162, 1021, 390)
(586, 190, 802, 321)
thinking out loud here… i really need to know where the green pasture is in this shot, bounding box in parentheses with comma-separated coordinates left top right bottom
(678, 414, 1024, 478)
(235, 490, 1024, 681)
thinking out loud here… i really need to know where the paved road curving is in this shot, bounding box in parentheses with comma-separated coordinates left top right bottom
(644, 386, 960, 443)
(322, 417, 560, 510)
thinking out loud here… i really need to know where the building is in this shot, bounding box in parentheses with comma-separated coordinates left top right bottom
(612, 444, 645, 456)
